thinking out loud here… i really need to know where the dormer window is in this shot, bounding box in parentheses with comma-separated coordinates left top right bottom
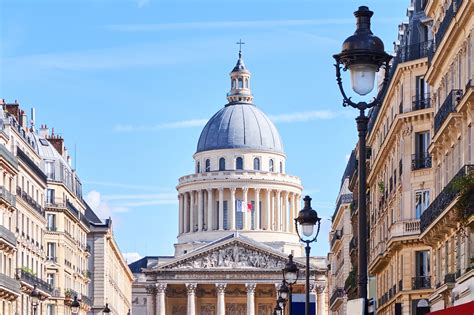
(236, 157, 243, 170)
(253, 158, 260, 171)
(219, 158, 226, 171)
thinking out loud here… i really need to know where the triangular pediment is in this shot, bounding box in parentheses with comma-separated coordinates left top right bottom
(154, 234, 306, 271)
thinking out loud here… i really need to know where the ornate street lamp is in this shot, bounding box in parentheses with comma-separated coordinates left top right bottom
(294, 195, 321, 315)
(283, 254, 299, 315)
(278, 281, 289, 301)
(333, 5, 392, 314)
(102, 303, 111, 314)
(273, 304, 283, 315)
(70, 295, 80, 314)
(30, 285, 41, 315)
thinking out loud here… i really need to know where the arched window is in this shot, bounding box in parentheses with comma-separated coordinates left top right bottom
(205, 159, 211, 172)
(244, 78, 249, 88)
(253, 158, 260, 171)
(236, 157, 243, 170)
(219, 158, 226, 171)
(280, 161, 283, 173)
(269, 159, 274, 172)
(238, 78, 243, 89)
(196, 162, 200, 173)
(232, 79, 236, 89)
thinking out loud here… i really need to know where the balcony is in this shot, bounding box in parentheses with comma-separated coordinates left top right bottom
(16, 268, 52, 295)
(412, 94, 431, 111)
(421, 165, 474, 232)
(411, 153, 432, 171)
(16, 186, 44, 216)
(397, 40, 432, 64)
(435, 0, 459, 49)
(46, 226, 57, 232)
(389, 219, 420, 239)
(434, 89, 463, 135)
(0, 144, 18, 170)
(412, 276, 431, 290)
(0, 225, 17, 252)
(0, 186, 16, 208)
(329, 288, 345, 309)
(0, 273, 20, 300)
(46, 256, 58, 264)
(330, 230, 343, 248)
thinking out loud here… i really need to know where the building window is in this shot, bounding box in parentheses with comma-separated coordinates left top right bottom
(280, 161, 283, 173)
(47, 242, 56, 260)
(45, 161, 54, 179)
(223, 201, 228, 230)
(46, 214, 56, 231)
(205, 159, 210, 172)
(415, 251, 430, 287)
(196, 162, 200, 173)
(413, 131, 430, 170)
(219, 158, 225, 171)
(232, 79, 236, 89)
(46, 189, 55, 204)
(236, 157, 243, 170)
(269, 159, 274, 172)
(253, 158, 260, 171)
(46, 273, 55, 287)
(238, 78, 243, 89)
(235, 200, 243, 230)
(245, 78, 249, 88)
(46, 304, 55, 315)
(415, 190, 430, 219)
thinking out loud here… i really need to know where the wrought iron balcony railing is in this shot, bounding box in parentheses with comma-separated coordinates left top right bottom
(434, 89, 463, 134)
(412, 94, 431, 111)
(16, 268, 53, 294)
(0, 225, 17, 248)
(412, 276, 431, 290)
(0, 272, 20, 295)
(397, 40, 432, 63)
(421, 164, 474, 232)
(0, 186, 16, 208)
(411, 153, 432, 170)
(16, 186, 44, 216)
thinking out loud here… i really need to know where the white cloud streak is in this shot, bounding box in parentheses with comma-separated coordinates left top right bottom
(113, 109, 351, 133)
(83, 180, 170, 191)
(105, 17, 398, 32)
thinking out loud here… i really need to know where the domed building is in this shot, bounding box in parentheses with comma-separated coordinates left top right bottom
(130, 51, 328, 315)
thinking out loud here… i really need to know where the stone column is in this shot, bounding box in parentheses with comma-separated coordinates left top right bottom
(145, 285, 157, 315)
(184, 193, 189, 233)
(243, 187, 249, 229)
(216, 283, 227, 315)
(254, 188, 260, 230)
(156, 283, 167, 315)
(245, 283, 256, 315)
(283, 191, 289, 232)
(290, 193, 295, 233)
(198, 190, 203, 231)
(276, 190, 281, 231)
(207, 189, 213, 231)
(190, 191, 195, 232)
(266, 189, 271, 230)
(218, 188, 224, 230)
(186, 283, 197, 315)
(315, 284, 325, 315)
(230, 188, 236, 230)
(178, 194, 183, 234)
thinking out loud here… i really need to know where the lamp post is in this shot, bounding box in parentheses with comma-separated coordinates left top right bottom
(283, 254, 299, 315)
(102, 303, 111, 314)
(30, 285, 41, 315)
(273, 303, 283, 315)
(294, 195, 321, 315)
(333, 6, 392, 314)
(70, 295, 80, 314)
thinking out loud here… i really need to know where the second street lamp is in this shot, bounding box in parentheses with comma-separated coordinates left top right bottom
(294, 195, 321, 315)
(71, 295, 80, 314)
(30, 285, 41, 315)
(102, 303, 111, 314)
(333, 5, 392, 314)
(282, 254, 298, 315)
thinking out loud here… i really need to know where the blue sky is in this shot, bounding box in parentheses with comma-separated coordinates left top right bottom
(1, 0, 408, 262)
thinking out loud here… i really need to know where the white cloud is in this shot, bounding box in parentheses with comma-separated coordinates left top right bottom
(136, 0, 150, 8)
(269, 110, 337, 123)
(105, 17, 398, 32)
(113, 118, 207, 132)
(122, 252, 142, 263)
(85, 190, 119, 219)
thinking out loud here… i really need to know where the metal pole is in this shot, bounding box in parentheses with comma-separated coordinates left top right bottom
(288, 286, 292, 315)
(305, 243, 310, 315)
(356, 110, 369, 315)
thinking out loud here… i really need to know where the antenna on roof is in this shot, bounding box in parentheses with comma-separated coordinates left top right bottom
(30, 108, 36, 130)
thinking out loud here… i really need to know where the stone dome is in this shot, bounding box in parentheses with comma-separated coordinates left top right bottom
(196, 103, 284, 154)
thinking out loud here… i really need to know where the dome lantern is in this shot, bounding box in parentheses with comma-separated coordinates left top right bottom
(227, 40, 253, 104)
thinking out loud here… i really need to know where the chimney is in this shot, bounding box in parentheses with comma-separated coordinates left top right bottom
(47, 133, 64, 155)
(39, 124, 49, 138)
(19, 110, 28, 128)
(5, 103, 20, 121)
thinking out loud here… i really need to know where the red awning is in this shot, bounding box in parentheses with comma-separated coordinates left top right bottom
(427, 301, 474, 315)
